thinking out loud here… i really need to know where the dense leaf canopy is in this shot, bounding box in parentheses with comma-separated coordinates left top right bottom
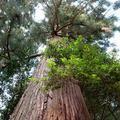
(45, 36, 120, 119)
(0, 0, 120, 119)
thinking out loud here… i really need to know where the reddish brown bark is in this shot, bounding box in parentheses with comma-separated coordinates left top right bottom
(10, 58, 90, 120)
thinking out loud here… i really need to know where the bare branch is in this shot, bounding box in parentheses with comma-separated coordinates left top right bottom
(56, 22, 72, 32)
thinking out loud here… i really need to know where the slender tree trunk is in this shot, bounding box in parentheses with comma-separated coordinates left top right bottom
(10, 57, 90, 120)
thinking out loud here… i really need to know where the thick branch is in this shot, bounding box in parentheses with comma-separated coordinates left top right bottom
(1, 53, 44, 69)
(56, 2, 88, 33)
(5, 14, 20, 60)
(5, 18, 14, 60)
(26, 53, 44, 60)
(56, 22, 73, 32)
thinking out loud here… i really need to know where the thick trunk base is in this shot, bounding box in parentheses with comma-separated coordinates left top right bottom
(10, 58, 90, 120)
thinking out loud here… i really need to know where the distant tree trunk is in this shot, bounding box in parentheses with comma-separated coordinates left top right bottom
(10, 57, 90, 120)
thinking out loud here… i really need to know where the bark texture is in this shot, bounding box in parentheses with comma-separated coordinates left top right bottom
(10, 58, 90, 120)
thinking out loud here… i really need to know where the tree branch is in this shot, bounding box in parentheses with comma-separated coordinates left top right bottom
(26, 53, 44, 60)
(0, 53, 44, 69)
(5, 18, 14, 60)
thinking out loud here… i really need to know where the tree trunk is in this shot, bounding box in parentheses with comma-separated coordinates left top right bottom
(10, 58, 90, 120)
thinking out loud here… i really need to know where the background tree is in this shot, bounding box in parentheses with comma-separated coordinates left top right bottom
(0, 0, 44, 118)
(0, 0, 120, 119)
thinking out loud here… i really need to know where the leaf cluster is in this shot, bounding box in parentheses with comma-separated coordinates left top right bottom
(45, 36, 120, 119)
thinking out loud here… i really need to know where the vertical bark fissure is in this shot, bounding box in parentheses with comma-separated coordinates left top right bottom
(26, 83, 40, 120)
(60, 87, 65, 120)
(66, 84, 72, 120)
(12, 83, 36, 120)
(41, 94, 49, 120)
(71, 83, 79, 118)
(13, 83, 33, 118)
(64, 84, 70, 120)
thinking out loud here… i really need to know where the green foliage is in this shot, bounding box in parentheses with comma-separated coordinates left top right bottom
(45, 36, 120, 119)
(0, 77, 29, 120)
(0, 0, 120, 119)
(0, 1, 42, 119)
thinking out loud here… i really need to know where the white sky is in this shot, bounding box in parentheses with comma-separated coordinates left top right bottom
(32, 4, 45, 22)
(106, 0, 120, 56)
